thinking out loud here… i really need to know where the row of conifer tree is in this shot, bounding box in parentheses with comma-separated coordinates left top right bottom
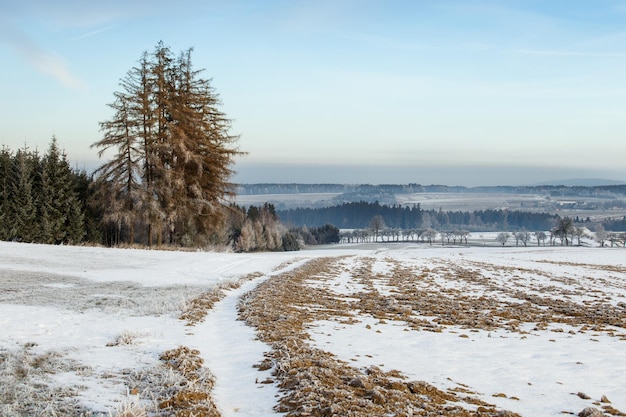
(0, 138, 93, 244)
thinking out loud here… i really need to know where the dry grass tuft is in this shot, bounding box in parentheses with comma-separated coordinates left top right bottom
(160, 346, 205, 376)
(156, 346, 219, 417)
(602, 405, 626, 416)
(110, 399, 147, 417)
(107, 331, 138, 347)
(180, 289, 225, 325)
(578, 407, 604, 417)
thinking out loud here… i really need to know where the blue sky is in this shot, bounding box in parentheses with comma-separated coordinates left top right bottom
(2, 0, 626, 185)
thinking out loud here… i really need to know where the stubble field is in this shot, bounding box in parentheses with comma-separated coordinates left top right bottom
(1, 242, 625, 416)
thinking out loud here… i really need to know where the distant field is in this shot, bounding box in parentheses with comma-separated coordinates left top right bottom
(234, 192, 341, 208)
(395, 192, 548, 211)
(235, 190, 626, 221)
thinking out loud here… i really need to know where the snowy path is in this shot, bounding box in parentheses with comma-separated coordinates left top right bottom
(189, 276, 280, 417)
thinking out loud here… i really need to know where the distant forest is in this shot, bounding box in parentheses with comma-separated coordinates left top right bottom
(240, 183, 626, 212)
(277, 201, 561, 232)
(238, 182, 626, 197)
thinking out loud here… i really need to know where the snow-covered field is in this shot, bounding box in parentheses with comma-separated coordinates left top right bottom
(1, 240, 625, 416)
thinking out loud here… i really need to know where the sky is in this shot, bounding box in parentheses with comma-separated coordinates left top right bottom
(2, 0, 626, 186)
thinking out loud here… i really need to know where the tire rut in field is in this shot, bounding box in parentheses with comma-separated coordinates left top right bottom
(239, 256, 519, 417)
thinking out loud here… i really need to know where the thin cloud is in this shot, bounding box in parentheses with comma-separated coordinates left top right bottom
(514, 48, 626, 58)
(72, 25, 117, 41)
(0, 21, 87, 91)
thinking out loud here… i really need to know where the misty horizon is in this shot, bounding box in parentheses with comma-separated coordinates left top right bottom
(72, 157, 626, 187)
(20, 134, 626, 188)
(232, 162, 626, 187)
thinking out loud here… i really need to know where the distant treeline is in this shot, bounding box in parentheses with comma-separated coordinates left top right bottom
(237, 183, 354, 194)
(277, 201, 560, 232)
(238, 182, 626, 197)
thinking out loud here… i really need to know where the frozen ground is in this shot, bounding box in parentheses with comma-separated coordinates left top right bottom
(0, 240, 625, 416)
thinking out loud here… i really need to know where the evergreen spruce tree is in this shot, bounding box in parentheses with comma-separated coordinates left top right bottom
(58, 149, 85, 244)
(36, 137, 86, 244)
(0, 147, 13, 240)
(64, 188, 85, 244)
(10, 148, 38, 242)
(39, 137, 67, 243)
(74, 169, 102, 243)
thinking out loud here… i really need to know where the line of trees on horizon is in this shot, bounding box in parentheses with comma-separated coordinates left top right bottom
(277, 201, 562, 232)
(237, 183, 626, 196)
(336, 215, 626, 248)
